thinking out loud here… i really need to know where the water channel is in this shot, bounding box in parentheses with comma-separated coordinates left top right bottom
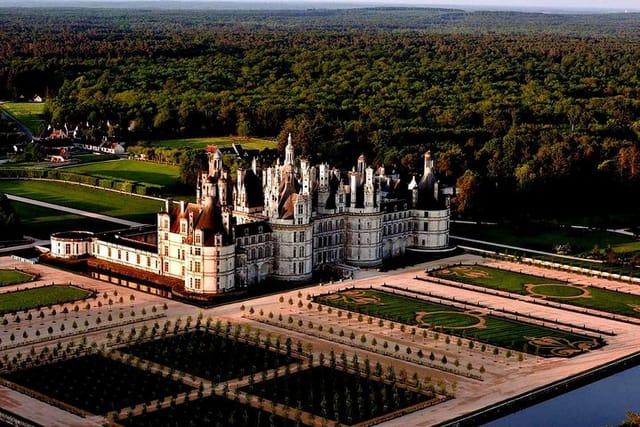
(483, 364, 640, 427)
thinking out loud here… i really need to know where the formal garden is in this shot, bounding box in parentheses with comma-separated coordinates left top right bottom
(315, 289, 603, 357)
(0, 269, 35, 287)
(240, 364, 439, 425)
(121, 329, 303, 383)
(0, 315, 448, 426)
(3, 353, 193, 414)
(432, 265, 640, 318)
(119, 394, 296, 427)
(0, 285, 91, 314)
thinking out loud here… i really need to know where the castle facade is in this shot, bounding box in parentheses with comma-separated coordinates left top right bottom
(51, 135, 451, 294)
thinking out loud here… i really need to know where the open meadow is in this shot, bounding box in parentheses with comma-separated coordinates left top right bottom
(64, 159, 180, 188)
(11, 201, 121, 239)
(153, 136, 276, 151)
(452, 223, 640, 255)
(0, 180, 163, 224)
(0, 102, 45, 135)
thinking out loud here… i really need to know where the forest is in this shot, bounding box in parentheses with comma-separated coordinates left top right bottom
(1, 7, 639, 223)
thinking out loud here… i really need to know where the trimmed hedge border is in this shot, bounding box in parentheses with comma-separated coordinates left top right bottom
(0, 168, 164, 197)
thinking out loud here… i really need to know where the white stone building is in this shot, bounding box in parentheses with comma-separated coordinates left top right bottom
(53, 134, 451, 296)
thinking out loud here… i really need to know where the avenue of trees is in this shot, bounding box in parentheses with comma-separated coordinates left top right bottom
(1, 8, 640, 222)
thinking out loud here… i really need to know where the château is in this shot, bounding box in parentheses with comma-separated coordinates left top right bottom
(50, 134, 452, 295)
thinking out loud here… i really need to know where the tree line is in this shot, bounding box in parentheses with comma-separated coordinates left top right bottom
(1, 8, 639, 223)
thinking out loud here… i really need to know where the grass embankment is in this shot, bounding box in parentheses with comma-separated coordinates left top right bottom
(11, 202, 120, 239)
(452, 223, 640, 255)
(0, 102, 45, 134)
(0, 270, 33, 286)
(0, 180, 163, 225)
(65, 159, 180, 187)
(317, 289, 600, 357)
(154, 136, 276, 151)
(433, 265, 640, 318)
(0, 285, 90, 314)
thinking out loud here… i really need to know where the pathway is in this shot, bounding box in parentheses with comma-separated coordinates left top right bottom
(5, 194, 145, 227)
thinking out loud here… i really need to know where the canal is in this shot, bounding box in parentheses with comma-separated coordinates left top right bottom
(484, 364, 640, 427)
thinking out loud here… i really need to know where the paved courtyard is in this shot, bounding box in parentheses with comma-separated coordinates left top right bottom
(1, 254, 640, 426)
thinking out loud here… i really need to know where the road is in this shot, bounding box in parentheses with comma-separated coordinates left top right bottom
(5, 194, 146, 227)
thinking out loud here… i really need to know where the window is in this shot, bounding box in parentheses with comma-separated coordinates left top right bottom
(163, 219, 169, 228)
(164, 246, 169, 256)
(181, 222, 186, 233)
(118, 250, 122, 260)
(293, 247, 297, 258)
(195, 247, 201, 256)
(195, 233, 201, 244)
(147, 257, 151, 267)
(164, 261, 169, 272)
(181, 266, 185, 276)
(300, 246, 304, 257)
(108, 247, 112, 257)
(194, 278, 201, 289)
(423, 223, 428, 231)
(194, 261, 201, 273)
(65, 243, 71, 255)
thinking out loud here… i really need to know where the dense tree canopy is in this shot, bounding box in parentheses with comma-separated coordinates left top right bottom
(1, 7, 639, 223)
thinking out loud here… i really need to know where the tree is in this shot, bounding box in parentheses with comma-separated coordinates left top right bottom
(0, 193, 21, 239)
(179, 149, 208, 186)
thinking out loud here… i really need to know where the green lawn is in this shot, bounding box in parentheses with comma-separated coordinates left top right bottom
(433, 265, 640, 318)
(0, 102, 46, 135)
(452, 222, 640, 254)
(0, 180, 163, 225)
(154, 136, 276, 151)
(64, 159, 180, 187)
(11, 201, 121, 239)
(432, 265, 565, 293)
(0, 285, 90, 314)
(0, 270, 34, 287)
(71, 153, 120, 164)
(316, 289, 601, 357)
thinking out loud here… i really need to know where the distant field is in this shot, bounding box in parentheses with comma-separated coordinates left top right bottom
(65, 159, 180, 187)
(0, 102, 45, 134)
(0, 285, 90, 314)
(71, 153, 120, 164)
(0, 180, 162, 224)
(451, 223, 640, 255)
(154, 136, 276, 151)
(11, 202, 121, 239)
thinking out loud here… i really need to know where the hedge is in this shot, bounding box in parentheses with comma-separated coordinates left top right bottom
(0, 168, 165, 196)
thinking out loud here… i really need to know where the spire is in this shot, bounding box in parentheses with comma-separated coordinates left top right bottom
(285, 132, 295, 166)
(424, 151, 433, 177)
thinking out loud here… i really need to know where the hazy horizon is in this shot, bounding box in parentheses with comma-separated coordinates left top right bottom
(1, 0, 639, 12)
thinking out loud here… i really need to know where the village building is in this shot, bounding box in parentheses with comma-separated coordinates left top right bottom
(51, 134, 452, 295)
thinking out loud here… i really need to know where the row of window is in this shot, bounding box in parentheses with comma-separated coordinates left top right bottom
(316, 234, 343, 248)
(315, 249, 343, 264)
(314, 219, 345, 233)
(106, 247, 153, 267)
(236, 234, 270, 247)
